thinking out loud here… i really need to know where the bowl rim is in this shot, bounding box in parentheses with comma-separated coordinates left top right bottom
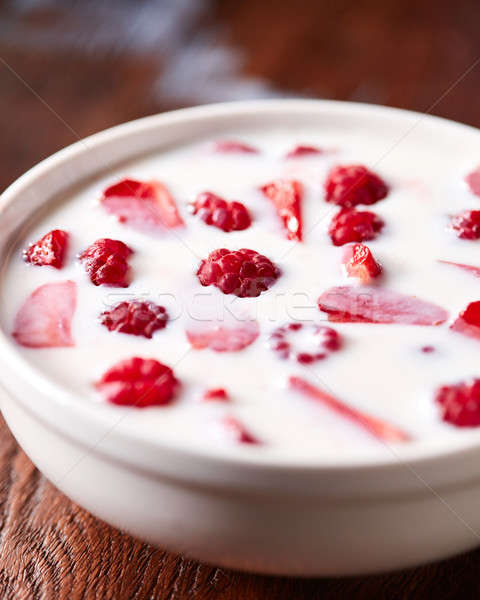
(3, 98, 480, 482)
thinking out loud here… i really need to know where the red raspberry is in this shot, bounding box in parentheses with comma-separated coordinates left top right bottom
(435, 380, 480, 427)
(269, 323, 341, 364)
(80, 238, 133, 287)
(328, 208, 384, 246)
(451, 210, 480, 240)
(325, 164, 389, 208)
(197, 248, 280, 297)
(191, 192, 251, 232)
(24, 229, 69, 269)
(203, 388, 230, 401)
(95, 357, 179, 407)
(342, 243, 382, 283)
(100, 301, 168, 338)
(260, 180, 303, 242)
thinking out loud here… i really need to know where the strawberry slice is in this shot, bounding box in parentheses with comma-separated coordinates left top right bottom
(221, 416, 260, 444)
(12, 281, 76, 348)
(24, 229, 69, 269)
(342, 243, 382, 283)
(186, 320, 259, 352)
(451, 302, 480, 340)
(318, 286, 448, 325)
(438, 260, 480, 277)
(213, 140, 259, 154)
(285, 145, 323, 159)
(466, 166, 480, 197)
(101, 178, 184, 232)
(289, 376, 410, 442)
(260, 179, 303, 242)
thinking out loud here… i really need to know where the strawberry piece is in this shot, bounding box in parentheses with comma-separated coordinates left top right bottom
(12, 281, 76, 348)
(213, 140, 259, 154)
(79, 238, 133, 287)
(289, 376, 410, 442)
(100, 300, 168, 338)
(101, 178, 184, 232)
(438, 260, 480, 277)
(328, 208, 384, 246)
(186, 320, 259, 352)
(324, 164, 389, 208)
(342, 243, 382, 283)
(465, 166, 480, 197)
(451, 301, 480, 340)
(451, 210, 480, 240)
(95, 357, 179, 407)
(260, 179, 303, 242)
(318, 286, 448, 325)
(24, 229, 69, 269)
(191, 192, 251, 232)
(285, 145, 323, 159)
(203, 388, 230, 402)
(435, 379, 480, 427)
(221, 416, 260, 444)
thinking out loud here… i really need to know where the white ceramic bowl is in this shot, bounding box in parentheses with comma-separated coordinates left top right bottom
(1, 100, 480, 576)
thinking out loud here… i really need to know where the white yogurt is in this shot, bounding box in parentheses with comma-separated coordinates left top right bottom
(2, 125, 480, 462)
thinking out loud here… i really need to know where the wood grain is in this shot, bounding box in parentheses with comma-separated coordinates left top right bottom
(1, 0, 480, 597)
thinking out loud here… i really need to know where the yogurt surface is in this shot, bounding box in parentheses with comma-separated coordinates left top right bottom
(3, 121, 480, 463)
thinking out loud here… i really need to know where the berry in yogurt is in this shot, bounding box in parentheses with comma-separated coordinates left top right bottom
(328, 208, 384, 246)
(24, 229, 69, 269)
(190, 192, 252, 232)
(79, 238, 133, 287)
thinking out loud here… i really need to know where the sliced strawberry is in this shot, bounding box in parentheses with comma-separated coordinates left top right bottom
(101, 178, 184, 232)
(285, 145, 323, 159)
(221, 416, 260, 444)
(213, 140, 259, 154)
(318, 286, 448, 325)
(24, 229, 69, 269)
(12, 281, 76, 348)
(342, 243, 382, 283)
(289, 376, 410, 442)
(466, 166, 480, 197)
(451, 302, 480, 340)
(203, 388, 230, 402)
(186, 320, 259, 352)
(438, 260, 480, 277)
(260, 179, 303, 242)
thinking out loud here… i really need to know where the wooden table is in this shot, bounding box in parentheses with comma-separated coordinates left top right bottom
(1, 1, 480, 597)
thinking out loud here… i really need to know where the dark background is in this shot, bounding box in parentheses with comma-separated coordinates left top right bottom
(1, 1, 480, 598)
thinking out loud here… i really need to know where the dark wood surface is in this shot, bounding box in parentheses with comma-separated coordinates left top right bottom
(1, 1, 480, 597)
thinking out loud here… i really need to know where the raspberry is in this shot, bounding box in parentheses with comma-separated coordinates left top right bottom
(80, 238, 133, 287)
(197, 248, 280, 297)
(451, 301, 480, 340)
(213, 140, 259, 154)
(328, 208, 384, 246)
(100, 301, 168, 338)
(101, 178, 184, 231)
(289, 376, 410, 442)
(24, 229, 69, 269)
(285, 145, 323, 159)
(186, 320, 259, 352)
(435, 380, 480, 427)
(12, 281, 76, 348)
(95, 357, 179, 407)
(191, 192, 251, 232)
(342, 243, 382, 283)
(260, 180, 303, 241)
(203, 388, 229, 401)
(451, 210, 480, 240)
(325, 164, 389, 208)
(269, 323, 341, 364)
(318, 286, 448, 325)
